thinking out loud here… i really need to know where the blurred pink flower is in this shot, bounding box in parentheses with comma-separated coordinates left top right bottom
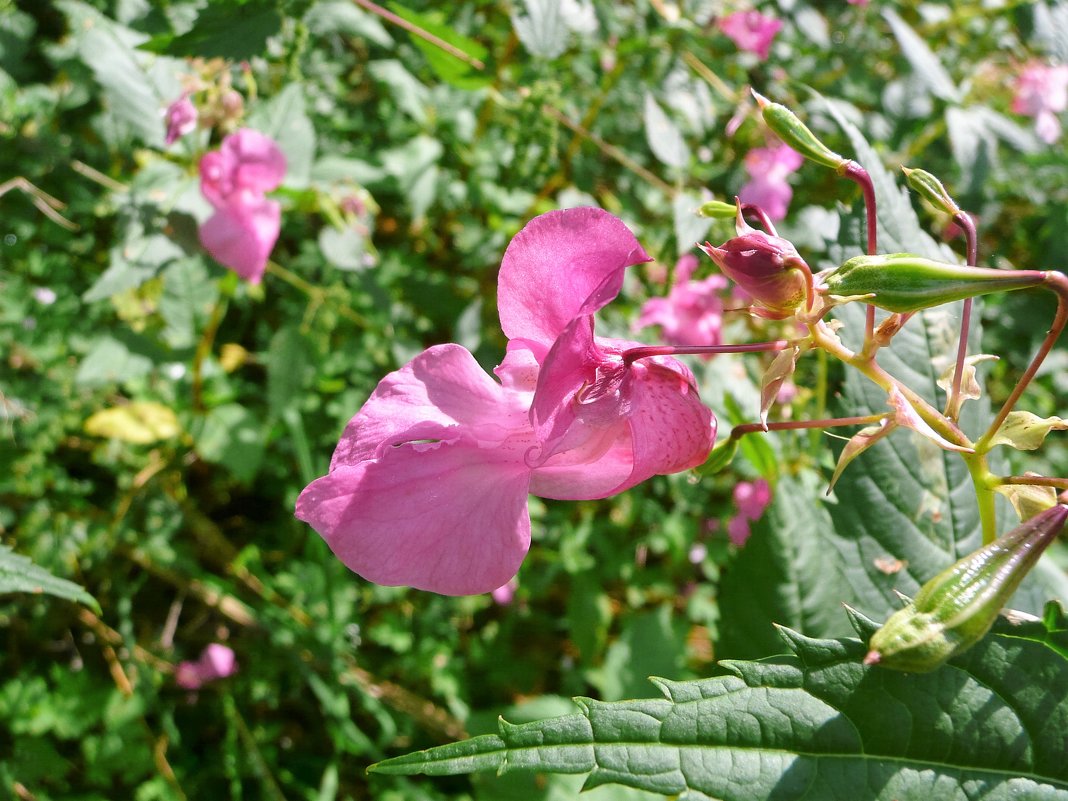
(1012, 63, 1068, 144)
(635, 253, 729, 349)
(175, 643, 237, 689)
(295, 208, 717, 595)
(198, 129, 287, 283)
(727, 478, 772, 547)
(718, 10, 783, 60)
(737, 143, 803, 222)
(164, 93, 198, 147)
(847, 0, 869, 6)
(491, 577, 518, 604)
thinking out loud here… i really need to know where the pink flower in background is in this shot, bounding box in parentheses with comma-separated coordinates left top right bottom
(198, 129, 286, 283)
(295, 208, 717, 596)
(718, 10, 782, 60)
(727, 478, 772, 547)
(491, 577, 519, 605)
(1011, 63, 1068, 144)
(635, 253, 729, 349)
(847, 0, 869, 6)
(738, 143, 803, 221)
(164, 93, 198, 147)
(175, 643, 237, 689)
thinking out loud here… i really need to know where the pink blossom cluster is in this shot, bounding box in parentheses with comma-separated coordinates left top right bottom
(175, 643, 237, 690)
(198, 129, 287, 284)
(727, 478, 772, 546)
(718, 10, 782, 60)
(738, 143, 803, 222)
(1012, 62, 1068, 144)
(635, 253, 729, 348)
(295, 209, 718, 595)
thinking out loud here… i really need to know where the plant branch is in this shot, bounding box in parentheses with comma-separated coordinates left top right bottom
(351, 0, 485, 70)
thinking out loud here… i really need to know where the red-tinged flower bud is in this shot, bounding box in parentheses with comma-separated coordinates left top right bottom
(700, 221, 811, 319)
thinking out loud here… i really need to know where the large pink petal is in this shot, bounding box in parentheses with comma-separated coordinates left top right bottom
(528, 315, 603, 460)
(619, 359, 717, 488)
(199, 197, 281, 283)
(498, 208, 652, 346)
(330, 344, 532, 469)
(224, 128, 287, 193)
(295, 437, 532, 595)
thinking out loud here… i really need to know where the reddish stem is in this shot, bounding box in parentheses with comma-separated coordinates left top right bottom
(729, 413, 889, 440)
(842, 161, 878, 340)
(977, 271, 1068, 450)
(623, 340, 793, 366)
(945, 210, 979, 419)
(739, 202, 778, 236)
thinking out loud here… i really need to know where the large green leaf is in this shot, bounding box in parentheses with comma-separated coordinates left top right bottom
(0, 545, 99, 611)
(371, 604, 1068, 800)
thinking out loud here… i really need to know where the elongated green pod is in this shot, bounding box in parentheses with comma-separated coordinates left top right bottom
(901, 167, 961, 216)
(865, 503, 1068, 672)
(824, 253, 1047, 313)
(696, 199, 739, 220)
(752, 91, 847, 171)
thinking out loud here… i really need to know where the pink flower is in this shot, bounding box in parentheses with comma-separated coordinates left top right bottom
(491, 577, 518, 605)
(847, 0, 869, 6)
(1012, 63, 1068, 144)
(295, 208, 717, 596)
(727, 478, 772, 547)
(737, 143, 803, 222)
(718, 10, 783, 60)
(175, 643, 237, 689)
(198, 129, 286, 283)
(164, 93, 198, 147)
(635, 253, 729, 348)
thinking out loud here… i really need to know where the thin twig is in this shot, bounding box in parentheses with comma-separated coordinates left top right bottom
(351, 0, 485, 70)
(0, 177, 79, 230)
(71, 160, 128, 193)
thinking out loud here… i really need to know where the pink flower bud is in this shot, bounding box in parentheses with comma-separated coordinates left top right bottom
(164, 93, 198, 147)
(175, 643, 238, 690)
(699, 220, 810, 318)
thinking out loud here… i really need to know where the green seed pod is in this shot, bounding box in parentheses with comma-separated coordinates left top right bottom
(901, 167, 961, 216)
(696, 436, 739, 475)
(752, 91, 847, 172)
(865, 504, 1068, 672)
(696, 200, 739, 220)
(824, 253, 1047, 313)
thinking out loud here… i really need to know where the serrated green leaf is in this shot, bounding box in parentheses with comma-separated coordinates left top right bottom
(0, 545, 99, 611)
(372, 606, 1068, 800)
(512, 0, 569, 60)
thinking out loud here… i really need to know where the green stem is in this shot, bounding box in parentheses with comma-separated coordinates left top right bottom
(729, 413, 889, 441)
(808, 321, 972, 449)
(964, 453, 998, 544)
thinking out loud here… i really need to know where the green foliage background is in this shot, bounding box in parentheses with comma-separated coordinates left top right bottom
(1, 0, 1066, 798)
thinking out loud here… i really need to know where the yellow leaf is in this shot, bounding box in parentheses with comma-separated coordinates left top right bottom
(84, 402, 180, 445)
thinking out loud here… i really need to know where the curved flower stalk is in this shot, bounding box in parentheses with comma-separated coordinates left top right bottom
(296, 208, 717, 595)
(198, 129, 287, 284)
